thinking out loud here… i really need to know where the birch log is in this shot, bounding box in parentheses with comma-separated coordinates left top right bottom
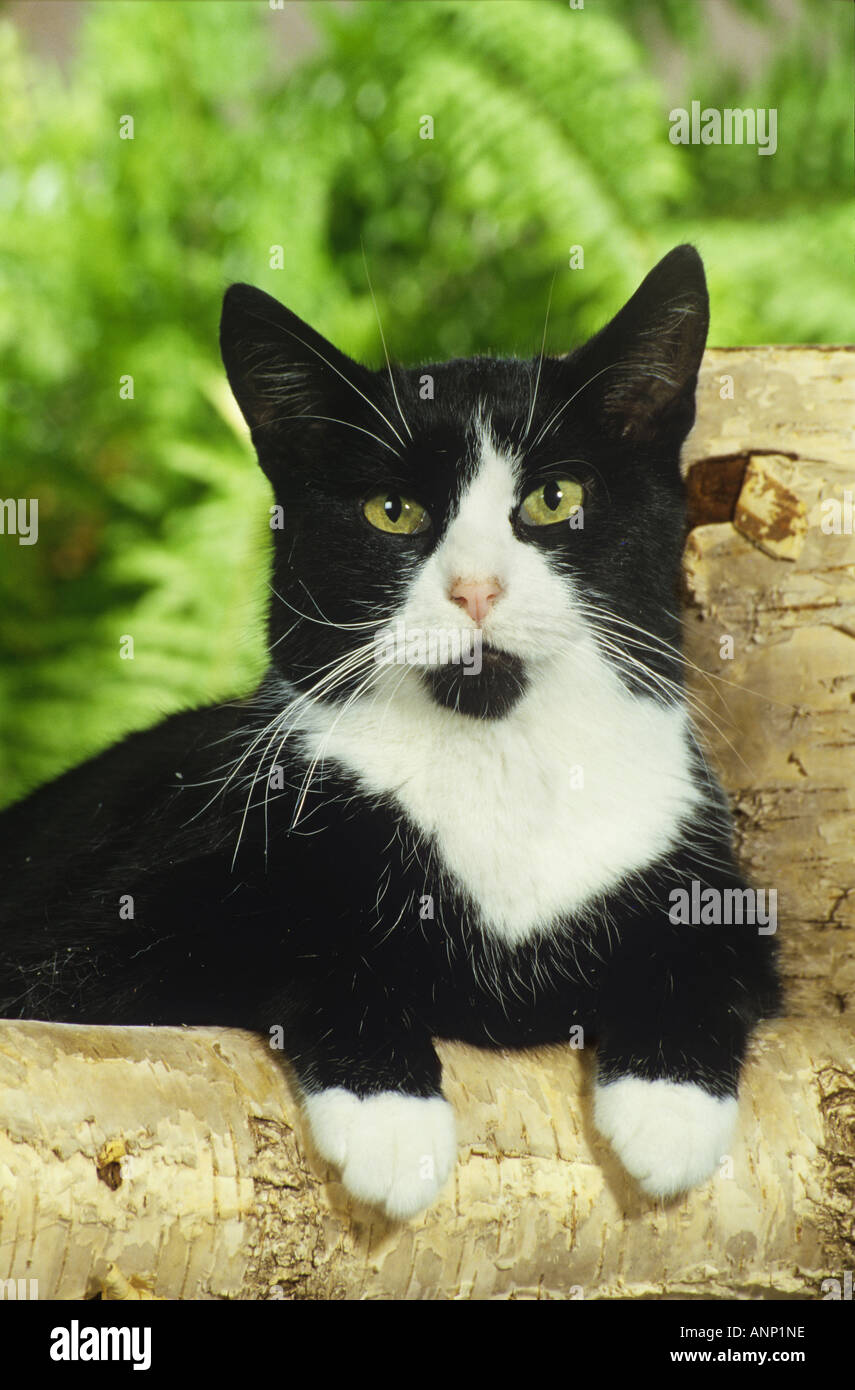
(682, 346, 855, 1019)
(0, 1017, 853, 1301)
(1, 348, 853, 1300)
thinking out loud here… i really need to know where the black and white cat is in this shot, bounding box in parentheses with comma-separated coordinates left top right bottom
(0, 246, 780, 1218)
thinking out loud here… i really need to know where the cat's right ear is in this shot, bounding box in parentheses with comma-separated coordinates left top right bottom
(219, 283, 372, 445)
(565, 245, 709, 445)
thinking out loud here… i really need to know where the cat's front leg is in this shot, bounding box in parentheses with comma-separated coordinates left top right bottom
(263, 991, 456, 1219)
(592, 912, 779, 1198)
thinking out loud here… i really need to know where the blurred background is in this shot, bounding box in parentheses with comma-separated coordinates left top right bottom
(0, 0, 851, 804)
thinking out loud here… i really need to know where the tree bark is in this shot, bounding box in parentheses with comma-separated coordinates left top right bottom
(0, 1016, 852, 1300)
(1, 348, 853, 1300)
(682, 346, 855, 1020)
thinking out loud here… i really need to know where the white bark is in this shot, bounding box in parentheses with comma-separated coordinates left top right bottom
(0, 1016, 852, 1300)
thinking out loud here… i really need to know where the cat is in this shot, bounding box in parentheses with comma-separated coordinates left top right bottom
(0, 245, 780, 1219)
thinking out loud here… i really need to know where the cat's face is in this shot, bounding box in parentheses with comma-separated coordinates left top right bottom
(220, 245, 708, 720)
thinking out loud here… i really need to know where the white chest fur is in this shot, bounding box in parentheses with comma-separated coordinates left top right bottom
(293, 647, 701, 946)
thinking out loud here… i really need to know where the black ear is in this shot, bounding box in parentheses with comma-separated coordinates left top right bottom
(219, 283, 374, 442)
(571, 245, 709, 443)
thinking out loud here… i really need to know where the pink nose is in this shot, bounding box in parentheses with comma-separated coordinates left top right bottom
(449, 577, 503, 624)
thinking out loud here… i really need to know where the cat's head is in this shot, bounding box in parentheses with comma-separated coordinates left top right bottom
(220, 245, 708, 721)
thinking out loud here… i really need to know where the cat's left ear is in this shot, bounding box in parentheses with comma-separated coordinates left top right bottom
(219, 283, 375, 445)
(569, 244, 709, 444)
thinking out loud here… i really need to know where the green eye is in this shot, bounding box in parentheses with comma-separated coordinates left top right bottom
(519, 478, 584, 527)
(363, 492, 431, 535)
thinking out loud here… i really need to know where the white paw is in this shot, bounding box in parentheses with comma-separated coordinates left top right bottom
(593, 1077, 738, 1197)
(302, 1088, 457, 1219)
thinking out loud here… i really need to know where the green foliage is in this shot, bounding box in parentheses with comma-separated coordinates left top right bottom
(600, 0, 778, 43)
(0, 0, 850, 803)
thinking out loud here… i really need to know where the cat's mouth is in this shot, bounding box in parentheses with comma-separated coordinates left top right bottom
(423, 646, 528, 720)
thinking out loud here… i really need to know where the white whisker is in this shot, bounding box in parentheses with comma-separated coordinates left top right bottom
(362, 241, 413, 442)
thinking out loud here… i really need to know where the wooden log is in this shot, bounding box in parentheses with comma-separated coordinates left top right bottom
(683, 347, 855, 1020)
(0, 1016, 852, 1300)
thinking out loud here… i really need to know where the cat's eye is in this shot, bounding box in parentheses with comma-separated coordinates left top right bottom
(518, 479, 584, 527)
(363, 492, 431, 536)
